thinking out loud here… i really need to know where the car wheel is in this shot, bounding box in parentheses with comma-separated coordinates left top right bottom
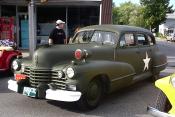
(77, 79, 104, 110)
(152, 73, 160, 81)
(155, 91, 171, 112)
(9, 57, 16, 74)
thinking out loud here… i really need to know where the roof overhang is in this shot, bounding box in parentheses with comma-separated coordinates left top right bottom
(0, 0, 102, 6)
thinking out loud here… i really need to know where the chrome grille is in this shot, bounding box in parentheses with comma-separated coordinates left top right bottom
(23, 67, 67, 89)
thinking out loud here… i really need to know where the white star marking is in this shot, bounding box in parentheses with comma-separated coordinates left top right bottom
(143, 52, 151, 71)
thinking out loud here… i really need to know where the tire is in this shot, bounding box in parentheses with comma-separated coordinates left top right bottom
(77, 79, 104, 110)
(9, 57, 16, 74)
(155, 91, 167, 111)
(152, 73, 160, 82)
(155, 91, 171, 112)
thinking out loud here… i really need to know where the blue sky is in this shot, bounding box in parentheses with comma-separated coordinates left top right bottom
(113, 0, 175, 8)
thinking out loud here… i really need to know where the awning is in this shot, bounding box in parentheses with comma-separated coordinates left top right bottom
(0, 0, 102, 6)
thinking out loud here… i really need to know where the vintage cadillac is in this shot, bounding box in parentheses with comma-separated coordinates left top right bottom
(8, 25, 167, 110)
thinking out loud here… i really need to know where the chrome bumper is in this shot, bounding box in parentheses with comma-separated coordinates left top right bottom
(46, 89, 81, 102)
(8, 79, 82, 102)
(8, 79, 18, 92)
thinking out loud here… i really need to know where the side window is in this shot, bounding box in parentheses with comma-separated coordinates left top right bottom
(91, 31, 117, 45)
(147, 35, 154, 45)
(136, 34, 148, 45)
(91, 31, 103, 43)
(103, 32, 116, 44)
(120, 33, 135, 47)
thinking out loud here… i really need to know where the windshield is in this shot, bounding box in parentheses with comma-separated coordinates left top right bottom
(72, 30, 118, 45)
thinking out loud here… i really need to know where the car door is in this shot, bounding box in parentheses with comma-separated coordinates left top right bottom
(116, 33, 142, 75)
(136, 33, 153, 73)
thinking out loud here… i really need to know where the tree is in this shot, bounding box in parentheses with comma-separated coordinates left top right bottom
(112, 2, 146, 27)
(140, 0, 174, 30)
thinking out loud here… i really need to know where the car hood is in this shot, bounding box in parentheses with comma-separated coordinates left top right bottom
(31, 43, 114, 68)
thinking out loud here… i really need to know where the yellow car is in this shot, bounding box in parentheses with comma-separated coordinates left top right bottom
(148, 74, 175, 117)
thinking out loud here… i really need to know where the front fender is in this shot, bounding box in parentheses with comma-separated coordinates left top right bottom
(73, 60, 135, 93)
(6, 54, 18, 69)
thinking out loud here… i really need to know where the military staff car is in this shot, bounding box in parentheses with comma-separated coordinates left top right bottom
(8, 25, 167, 110)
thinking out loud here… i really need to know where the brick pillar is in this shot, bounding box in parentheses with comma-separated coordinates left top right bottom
(101, 0, 112, 24)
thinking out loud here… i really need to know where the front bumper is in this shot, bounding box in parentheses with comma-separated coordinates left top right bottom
(8, 79, 82, 102)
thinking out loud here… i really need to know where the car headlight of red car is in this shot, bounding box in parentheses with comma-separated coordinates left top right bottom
(12, 60, 21, 71)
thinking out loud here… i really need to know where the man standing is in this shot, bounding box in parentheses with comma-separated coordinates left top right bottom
(48, 19, 66, 45)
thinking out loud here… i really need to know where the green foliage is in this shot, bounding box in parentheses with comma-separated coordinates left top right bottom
(112, 2, 146, 27)
(140, 0, 173, 30)
(112, 0, 174, 30)
(156, 32, 167, 39)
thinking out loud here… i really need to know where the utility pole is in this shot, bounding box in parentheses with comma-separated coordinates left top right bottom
(28, 0, 36, 57)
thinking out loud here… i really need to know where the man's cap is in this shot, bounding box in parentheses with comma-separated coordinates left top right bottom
(56, 20, 65, 24)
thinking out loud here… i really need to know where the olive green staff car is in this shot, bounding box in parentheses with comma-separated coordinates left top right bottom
(8, 25, 167, 110)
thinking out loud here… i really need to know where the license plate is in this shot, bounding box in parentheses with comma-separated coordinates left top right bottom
(23, 87, 37, 97)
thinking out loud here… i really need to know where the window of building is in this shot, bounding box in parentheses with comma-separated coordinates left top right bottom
(1, 5, 16, 17)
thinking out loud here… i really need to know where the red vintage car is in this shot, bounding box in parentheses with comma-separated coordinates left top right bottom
(0, 46, 22, 73)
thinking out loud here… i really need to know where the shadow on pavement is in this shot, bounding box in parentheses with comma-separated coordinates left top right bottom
(47, 79, 158, 116)
(47, 101, 82, 112)
(0, 71, 13, 93)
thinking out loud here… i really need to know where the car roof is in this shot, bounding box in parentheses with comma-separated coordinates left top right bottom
(80, 25, 153, 35)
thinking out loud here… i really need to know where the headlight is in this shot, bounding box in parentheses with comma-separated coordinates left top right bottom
(21, 65, 25, 73)
(58, 71, 65, 79)
(170, 74, 175, 87)
(66, 67, 75, 78)
(12, 60, 21, 71)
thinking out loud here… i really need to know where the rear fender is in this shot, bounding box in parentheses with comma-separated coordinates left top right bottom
(152, 51, 167, 74)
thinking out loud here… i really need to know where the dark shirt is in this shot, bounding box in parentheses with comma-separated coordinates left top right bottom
(49, 28, 66, 44)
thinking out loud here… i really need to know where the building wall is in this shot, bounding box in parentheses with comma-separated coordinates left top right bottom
(0, 0, 112, 24)
(159, 14, 175, 35)
(0, 0, 112, 49)
(101, 0, 112, 24)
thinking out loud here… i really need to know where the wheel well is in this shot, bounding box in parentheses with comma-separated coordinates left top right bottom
(93, 74, 110, 94)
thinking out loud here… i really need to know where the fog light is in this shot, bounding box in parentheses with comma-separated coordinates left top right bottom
(67, 84, 76, 91)
(58, 71, 65, 79)
(21, 65, 25, 73)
